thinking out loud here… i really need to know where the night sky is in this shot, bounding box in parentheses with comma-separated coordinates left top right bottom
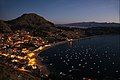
(0, 0, 119, 24)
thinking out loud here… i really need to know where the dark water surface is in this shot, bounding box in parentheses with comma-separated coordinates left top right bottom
(39, 35, 120, 80)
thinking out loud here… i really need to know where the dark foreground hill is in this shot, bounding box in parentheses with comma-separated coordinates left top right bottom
(0, 13, 56, 32)
(6, 13, 54, 29)
(0, 13, 59, 37)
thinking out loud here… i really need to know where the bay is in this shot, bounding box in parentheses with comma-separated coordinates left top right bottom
(39, 35, 120, 80)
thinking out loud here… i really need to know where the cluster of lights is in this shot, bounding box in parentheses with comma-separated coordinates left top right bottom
(0, 30, 51, 78)
(0, 44, 51, 71)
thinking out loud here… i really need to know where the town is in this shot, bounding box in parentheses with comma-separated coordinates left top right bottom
(0, 30, 51, 79)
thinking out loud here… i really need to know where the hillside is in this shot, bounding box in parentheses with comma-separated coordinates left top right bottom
(6, 13, 54, 29)
(0, 13, 59, 36)
(0, 20, 12, 33)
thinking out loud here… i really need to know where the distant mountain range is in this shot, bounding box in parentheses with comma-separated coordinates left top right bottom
(56, 22, 120, 28)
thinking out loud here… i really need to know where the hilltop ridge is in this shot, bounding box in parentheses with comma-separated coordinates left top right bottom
(7, 13, 54, 28)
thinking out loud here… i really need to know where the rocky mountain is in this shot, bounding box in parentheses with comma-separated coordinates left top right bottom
(7, 13, 54, 28)
(0, 13, 55, 33)
(0, 13, 57, 35)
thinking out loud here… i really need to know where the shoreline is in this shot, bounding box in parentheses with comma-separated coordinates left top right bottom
(38, 34, 117, 53)
(47, 34, 117, 49)
(41, 35, 97, 52)
(40, 36, 92, 53)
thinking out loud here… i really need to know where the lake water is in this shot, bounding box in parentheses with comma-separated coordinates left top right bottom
(39, 35, 120, 80)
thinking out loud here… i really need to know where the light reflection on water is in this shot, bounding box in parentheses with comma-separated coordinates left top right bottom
(39, 35, 120, 80)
